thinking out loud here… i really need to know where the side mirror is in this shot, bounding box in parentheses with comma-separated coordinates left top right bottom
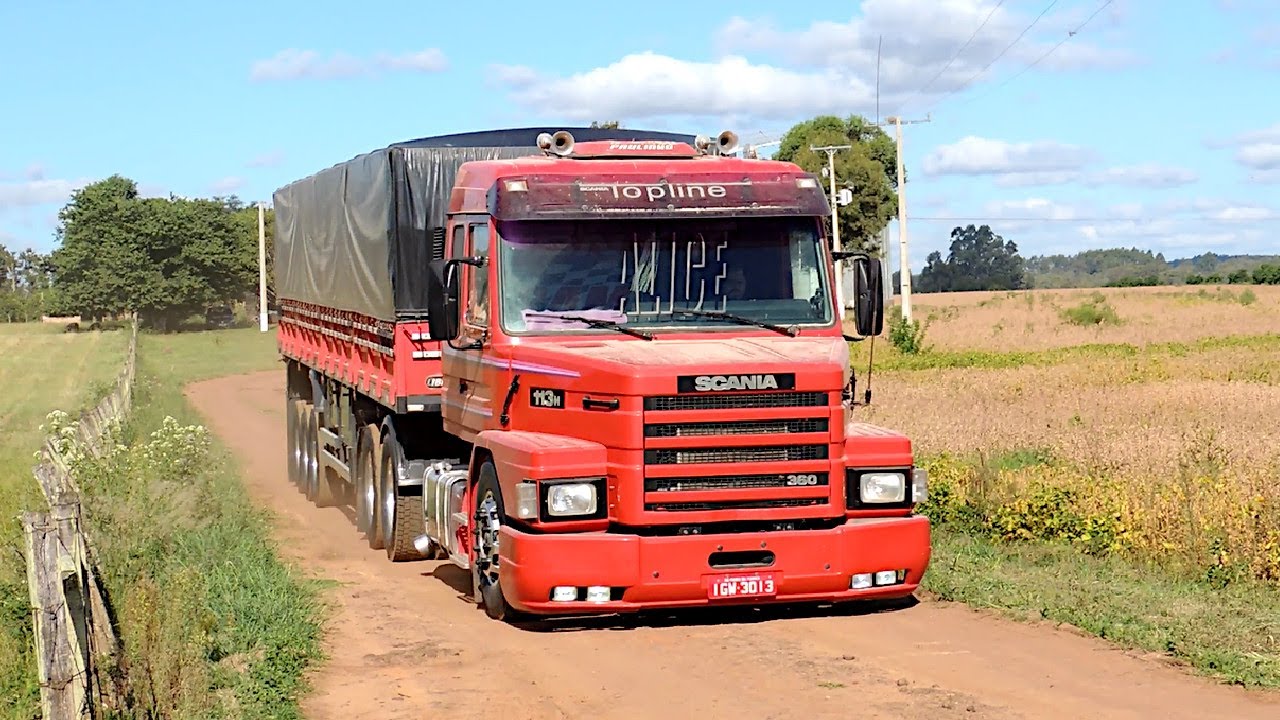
(426, 259, 460, 341)
(426, 256, 486, 342)
(848, 254, 884, 337)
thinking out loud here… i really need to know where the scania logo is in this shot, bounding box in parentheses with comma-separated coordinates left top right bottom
(676, 372, 795, 393)
(693, 374, 779, 392)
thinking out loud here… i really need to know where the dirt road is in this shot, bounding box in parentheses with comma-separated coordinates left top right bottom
(187, 370, 1280, 720)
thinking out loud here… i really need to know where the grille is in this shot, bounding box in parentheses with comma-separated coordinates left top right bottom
(645, 418, 828, 438)
(644, 391, 828, 411)
(646, 498, 827, 512)
(644, 445, 828, 465)
(645, 472, 830, 493)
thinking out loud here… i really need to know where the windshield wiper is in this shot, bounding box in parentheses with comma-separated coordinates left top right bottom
(671, 308, 798, 337)
(524, 312, 654, 340)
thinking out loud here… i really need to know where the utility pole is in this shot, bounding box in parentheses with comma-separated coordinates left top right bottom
(258, 201, 268, 332)
(810, 143, 852, 320)
(878, 114, 930, 323)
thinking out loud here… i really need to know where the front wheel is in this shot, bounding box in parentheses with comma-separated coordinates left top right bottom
(472, 461, 523, 621)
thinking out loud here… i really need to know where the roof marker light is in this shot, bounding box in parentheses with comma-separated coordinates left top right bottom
(504, 179, 528, 192)
(796, 177, 819, 189)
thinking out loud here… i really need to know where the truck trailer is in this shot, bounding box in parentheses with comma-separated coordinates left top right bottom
(274, 126, 931, 620)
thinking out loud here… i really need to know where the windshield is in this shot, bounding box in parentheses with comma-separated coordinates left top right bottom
(496, 217, 832, 334)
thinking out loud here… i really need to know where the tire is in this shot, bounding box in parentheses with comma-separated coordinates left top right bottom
(472, 461, 522, 621)
(355, 424, 385, 550)
(290, 399, 308, 487)
(300, 405, 320, 500)
(286, 398, 301, 486)
(379, 429, 428, 562)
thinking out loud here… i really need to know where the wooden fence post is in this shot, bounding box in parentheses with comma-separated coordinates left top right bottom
(23, 511, 92, 720)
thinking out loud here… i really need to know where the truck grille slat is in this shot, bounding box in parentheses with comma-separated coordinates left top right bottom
(644, 445, 828, 465)
(645, 391, 828, 411)
(646, 498, 827, 512)
(645, 472, 830, 493)
(645, 418, 828, 438)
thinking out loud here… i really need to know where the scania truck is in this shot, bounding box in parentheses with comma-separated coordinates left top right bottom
(275, 126, 930, 620)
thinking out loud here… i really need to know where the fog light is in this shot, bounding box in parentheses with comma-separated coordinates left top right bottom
(874, 570, 898, 586)
(851, 573, 873, 589)
(551, 586, 577, 602)
(585, 586, 610, 603)
(515, 482, 537, 519)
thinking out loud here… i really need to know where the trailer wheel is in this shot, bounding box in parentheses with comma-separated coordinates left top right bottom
(286, 399, 304, 486)
(473, 461, 523, 621)
(378, 430, 428, 562)
(354, 424, 385, 550)
(300, 405, 320, 500)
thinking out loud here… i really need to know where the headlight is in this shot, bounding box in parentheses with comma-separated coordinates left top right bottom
(546, 482, 598, 517)
(859, 472, 906, 503)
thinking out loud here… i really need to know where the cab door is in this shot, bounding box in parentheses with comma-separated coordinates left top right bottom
(442, 216, 498, 439)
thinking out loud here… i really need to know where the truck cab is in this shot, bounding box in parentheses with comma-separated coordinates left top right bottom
(419, 131, 930, 619)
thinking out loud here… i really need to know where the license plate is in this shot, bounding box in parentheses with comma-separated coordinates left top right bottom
(707, 572, 778, 600)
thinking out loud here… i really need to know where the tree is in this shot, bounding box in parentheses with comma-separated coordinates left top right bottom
(49, 176, 257, 331)
(774, 115, 899, 255)
(917, 224, 1026, 293)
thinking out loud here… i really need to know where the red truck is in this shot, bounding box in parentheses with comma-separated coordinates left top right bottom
(275, 126, 930, 620)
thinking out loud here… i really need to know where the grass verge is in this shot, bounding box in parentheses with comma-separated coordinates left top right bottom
(66, 326, 323, 719)
(851, 331, 1280, 372)
(922, 527, 1280, 688)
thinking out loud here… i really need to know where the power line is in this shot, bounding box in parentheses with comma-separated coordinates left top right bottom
(909, 215, 1280, 223)
(949, 0, 1116, 110)
(922, 0, 1061, 115)
(893, 0, 1007, 114)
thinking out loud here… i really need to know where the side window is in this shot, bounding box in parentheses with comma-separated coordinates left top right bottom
(449, 225, 465, 260)
(465, 223, 491, 327)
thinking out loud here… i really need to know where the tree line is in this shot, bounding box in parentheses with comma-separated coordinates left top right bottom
(2, 175, 272, 330)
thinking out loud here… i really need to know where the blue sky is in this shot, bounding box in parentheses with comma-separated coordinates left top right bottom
(1, 0, 1277, 271)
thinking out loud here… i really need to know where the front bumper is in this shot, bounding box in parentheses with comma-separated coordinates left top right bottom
(498, 514, 931, 614)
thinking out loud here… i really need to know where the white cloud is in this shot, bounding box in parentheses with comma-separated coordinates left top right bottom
(1209, 205, 1277, 222)
(1210, 122, 1280, 179)
(714, 0, 1134, 95)
(210, 177, 244, 195)
(250, 48, 448, 81)
(1081, 164, 1199, 188)
(984, 197, 1080, 220)
(493, 0, 1135, 123)
(923, 136, 1092, 176)
(493, 52, 874, 122)
(927, 138, 1197, 189)
(1236, 143, 1280, 170)
(0, 178, 90, 211)
(246, 151, 284, 169)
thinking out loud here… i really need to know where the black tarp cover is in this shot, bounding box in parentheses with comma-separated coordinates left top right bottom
(273, 127, 696, 322)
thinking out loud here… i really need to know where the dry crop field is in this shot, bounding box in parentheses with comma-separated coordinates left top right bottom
(906, 283, 1280, 352)
(854, 284, 1280, 584)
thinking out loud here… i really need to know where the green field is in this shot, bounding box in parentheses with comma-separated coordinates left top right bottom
(0, 324, 129, 716)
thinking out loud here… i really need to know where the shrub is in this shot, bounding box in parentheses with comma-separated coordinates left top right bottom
(1060, 295, 1121, 326)
(887, 305, 929, 354)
